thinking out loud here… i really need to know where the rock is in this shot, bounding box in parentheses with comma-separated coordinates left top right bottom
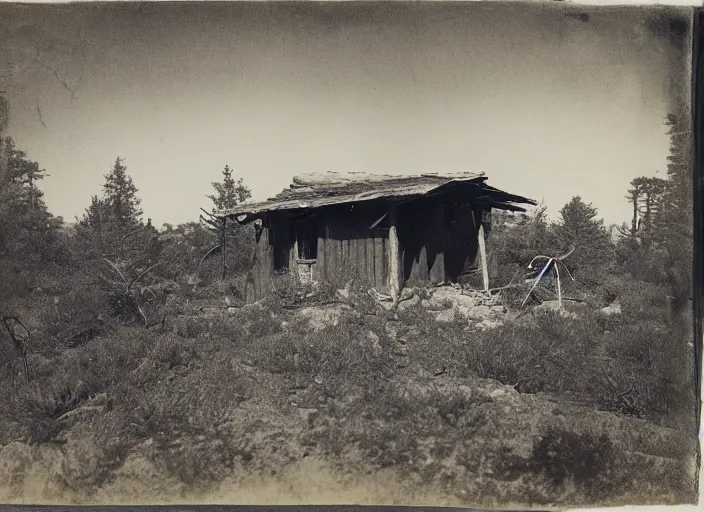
(297, 407, 319, 424)
(435, 309, 457, 323)
(398, 294, 422, 310)
(478, 318, 501, 330)
(384, 320, 403, 339)
(420, 286, 507, 323)
(393, 345, 408, 357)
(361, 330, 383, 357)
(489, 386, 520, 404)
(297, 306, 344, 332)
(466, 304, 493, 319)
(534, 300, 578, 319)
(599, 300, 622, 316)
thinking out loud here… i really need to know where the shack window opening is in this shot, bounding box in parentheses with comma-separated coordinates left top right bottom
(296, 218, 318, 261)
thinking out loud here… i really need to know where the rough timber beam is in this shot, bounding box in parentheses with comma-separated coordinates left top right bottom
(478, 223, 490, 292)
(388, 203, 401, 304)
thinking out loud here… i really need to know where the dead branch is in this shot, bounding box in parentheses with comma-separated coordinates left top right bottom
(128, 261, 162, 291)
(196, 245, 222, 272)
(488, 284, 526, 293)
(102, 257, 128, 286)
(1, 316, 30, 382)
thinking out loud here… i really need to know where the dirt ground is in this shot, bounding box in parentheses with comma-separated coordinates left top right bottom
(0, 287, 699, 508)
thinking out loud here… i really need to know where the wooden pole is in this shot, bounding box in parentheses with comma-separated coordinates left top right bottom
(221, 217, 227, 279)
(388, 204, 401, 303)
(477, 223, 489, 292)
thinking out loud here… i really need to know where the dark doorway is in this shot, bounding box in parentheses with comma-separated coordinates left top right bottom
(295, 216, 318, 261)
(443, 206, 479, 282)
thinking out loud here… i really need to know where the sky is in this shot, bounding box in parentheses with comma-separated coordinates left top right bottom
(0, 2, 693, 228)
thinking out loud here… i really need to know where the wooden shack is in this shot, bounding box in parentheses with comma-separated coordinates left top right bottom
(218, 172, 536, 303)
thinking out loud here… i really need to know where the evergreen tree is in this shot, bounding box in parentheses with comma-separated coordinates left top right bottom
(627, 176, 667, 235)
(201, 166, 253, 278)
(101, 157, 143, 228)
(75, 157, 159, 269)
(0, 96, 9, 186)
(549, 196, 615, 287)
(0, 137, 63, 264)
(207, 165, 251, 212)
(651, 111, 693, 317)
(78, 195, 111, 232)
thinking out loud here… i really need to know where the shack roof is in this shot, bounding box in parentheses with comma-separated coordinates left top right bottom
(218, 171, 537, 222)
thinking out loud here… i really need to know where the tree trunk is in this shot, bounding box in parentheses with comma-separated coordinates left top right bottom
(221, 217, 227, 279)
(631, 191, 638, 235)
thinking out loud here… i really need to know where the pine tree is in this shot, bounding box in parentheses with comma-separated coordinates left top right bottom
(0, 96, 9, 187)
(651, 111, 693, 317)
(549, 196, 615, 287)
(207, 165, 251, 212)
(102, 157, 143, 228)
(0, 137, 63, 264)
(627, 176, 667, 235)
(76, 157, 159, 270)
(201, 166, 252, 278)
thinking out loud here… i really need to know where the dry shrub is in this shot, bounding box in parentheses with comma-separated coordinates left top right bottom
(1, 326, 154, 444)
(123, 363, 252, 490)
(5, 378, 87, 444)
(286, 313, 393, 397)
(460, 310, 593, 394)
(41, 281, 112, 350)
(529, 425, 616, 496)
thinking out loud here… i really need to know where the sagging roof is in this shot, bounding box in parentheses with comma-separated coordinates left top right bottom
(218, 171, 537, 222)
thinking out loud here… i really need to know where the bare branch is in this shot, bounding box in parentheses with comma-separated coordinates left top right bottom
(102, 257, 128, 286)
(200, 215, 221, 229)
(196, 245, 222, 273)
(128, 262, 162, 291)
(1, 316, 30, 382)
(200, 208, 218, 220)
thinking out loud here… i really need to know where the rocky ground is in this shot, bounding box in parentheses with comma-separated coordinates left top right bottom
(0, 286, 698, 507)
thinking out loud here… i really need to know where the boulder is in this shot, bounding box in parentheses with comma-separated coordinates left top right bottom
(599, 300, 622, 316)
(297, 306, 345, 332)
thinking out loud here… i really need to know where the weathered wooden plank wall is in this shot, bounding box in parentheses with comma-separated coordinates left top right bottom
(320, 210, 389, 291)
(244, 195, 484, 303)
(427, 202, 446, 284)
(246, 215, 274, 303)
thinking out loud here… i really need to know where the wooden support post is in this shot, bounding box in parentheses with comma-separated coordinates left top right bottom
(477, 223, 489, 292)
(221, 217, 227, 279)
(388, 204, 401, 303)
(554, 263, 562, 310)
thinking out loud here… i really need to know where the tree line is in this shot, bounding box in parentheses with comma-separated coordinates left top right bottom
(0, 96, 695, 348)
(488, 110, 692, 320)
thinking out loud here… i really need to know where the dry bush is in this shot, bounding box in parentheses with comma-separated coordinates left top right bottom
(40, 279, 113, 351)
(1, 326, 154, 444)
(122, 363, 253, 490)
(5, 378, 87, 444)
(459, 310, 594, 394)
(287, 313, 393, 397)
(58, 327, 153, 393)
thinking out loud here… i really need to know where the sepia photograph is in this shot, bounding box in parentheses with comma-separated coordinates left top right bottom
(0, 1, 700, 509)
